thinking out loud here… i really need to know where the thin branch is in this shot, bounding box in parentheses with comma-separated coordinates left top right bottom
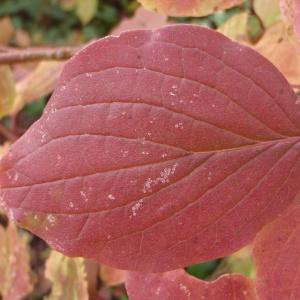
(291, 84, 300, 90)
(0, 47, 80, 64)
(0, 123, 18, 142)
(0, 46, 16, 52)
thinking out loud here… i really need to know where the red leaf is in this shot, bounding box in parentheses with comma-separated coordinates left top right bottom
(253, 205, 300, 300)
(125, 270, 258, 300)
(1, 25, 300, 272)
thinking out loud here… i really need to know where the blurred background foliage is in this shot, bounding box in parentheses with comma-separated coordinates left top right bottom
(0, 0, 295, 299)
(0, 0, 138, 45)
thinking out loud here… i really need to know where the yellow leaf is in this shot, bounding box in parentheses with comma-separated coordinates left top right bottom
(45, 251, 89, 300)
(138, 0, 243, 17)
(0, 223, 32, 300)
(218, 12, 249, 42)
(60, 0, 76, 11)
(15, 30, 31, 48)
(0, 142, 10, 158)
(254, 0, 281, 28)
(279, 0, 300, 38)
(226, 246, 256, 279)
(76, 0, 98, 25)
(112, 7, 168, 35)
(0, 66, 16, 118)
(212, 246, 255, 279)
(100, 265, 126, 287)
(0, 17, 14, 45)
(0, 142, 10, 214)
(12, 61, 64, 115)
(254, 22, 300, 85)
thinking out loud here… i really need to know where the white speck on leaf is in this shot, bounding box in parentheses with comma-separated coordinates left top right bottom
(80, 191, 88, 202)
(39, 130, 47, 142)
(155, 287, 161, 295)
(108, 194, 115, 200)
(179, 283, 191, 298)
(208, 171, 212, 180)
(131, 199, 144, 217)
(142, 163, 178, 193)
(121, 150, 129, 157)
(175, 122, 184, 129)
(47, 214, 56, 226)
(13, 172, 19, 181)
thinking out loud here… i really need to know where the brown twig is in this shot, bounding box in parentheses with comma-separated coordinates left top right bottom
(0, 47, 80, 64)
(0, 123, 18, 142)
(291, 84, 300, 90)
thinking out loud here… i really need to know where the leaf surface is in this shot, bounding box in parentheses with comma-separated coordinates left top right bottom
(253, 22, 300, 86)
(100, 265, 126, 287)
(76, 0, 98, 25)
(280, 0, 300, 41)
(125, 269, 258, 300)
(0, 17, 14, 45)
(254, 0, 281, 28)
(1, 25, 300, 272)
(45, 250, 88, 300)
(111, 7, 168, 35)
(253, 205, 300, 300)
(138, 0, 243, 17)
(0, 222, 32, 300)
(0, 65, 16, 118)
(217, 12, 249, 42)
(12, 61, 64, 115)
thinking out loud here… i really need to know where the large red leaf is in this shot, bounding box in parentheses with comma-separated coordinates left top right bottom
(253, 205, 300, 300)
(125, 270, 258, 300)
(1, 25, 300, 272)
